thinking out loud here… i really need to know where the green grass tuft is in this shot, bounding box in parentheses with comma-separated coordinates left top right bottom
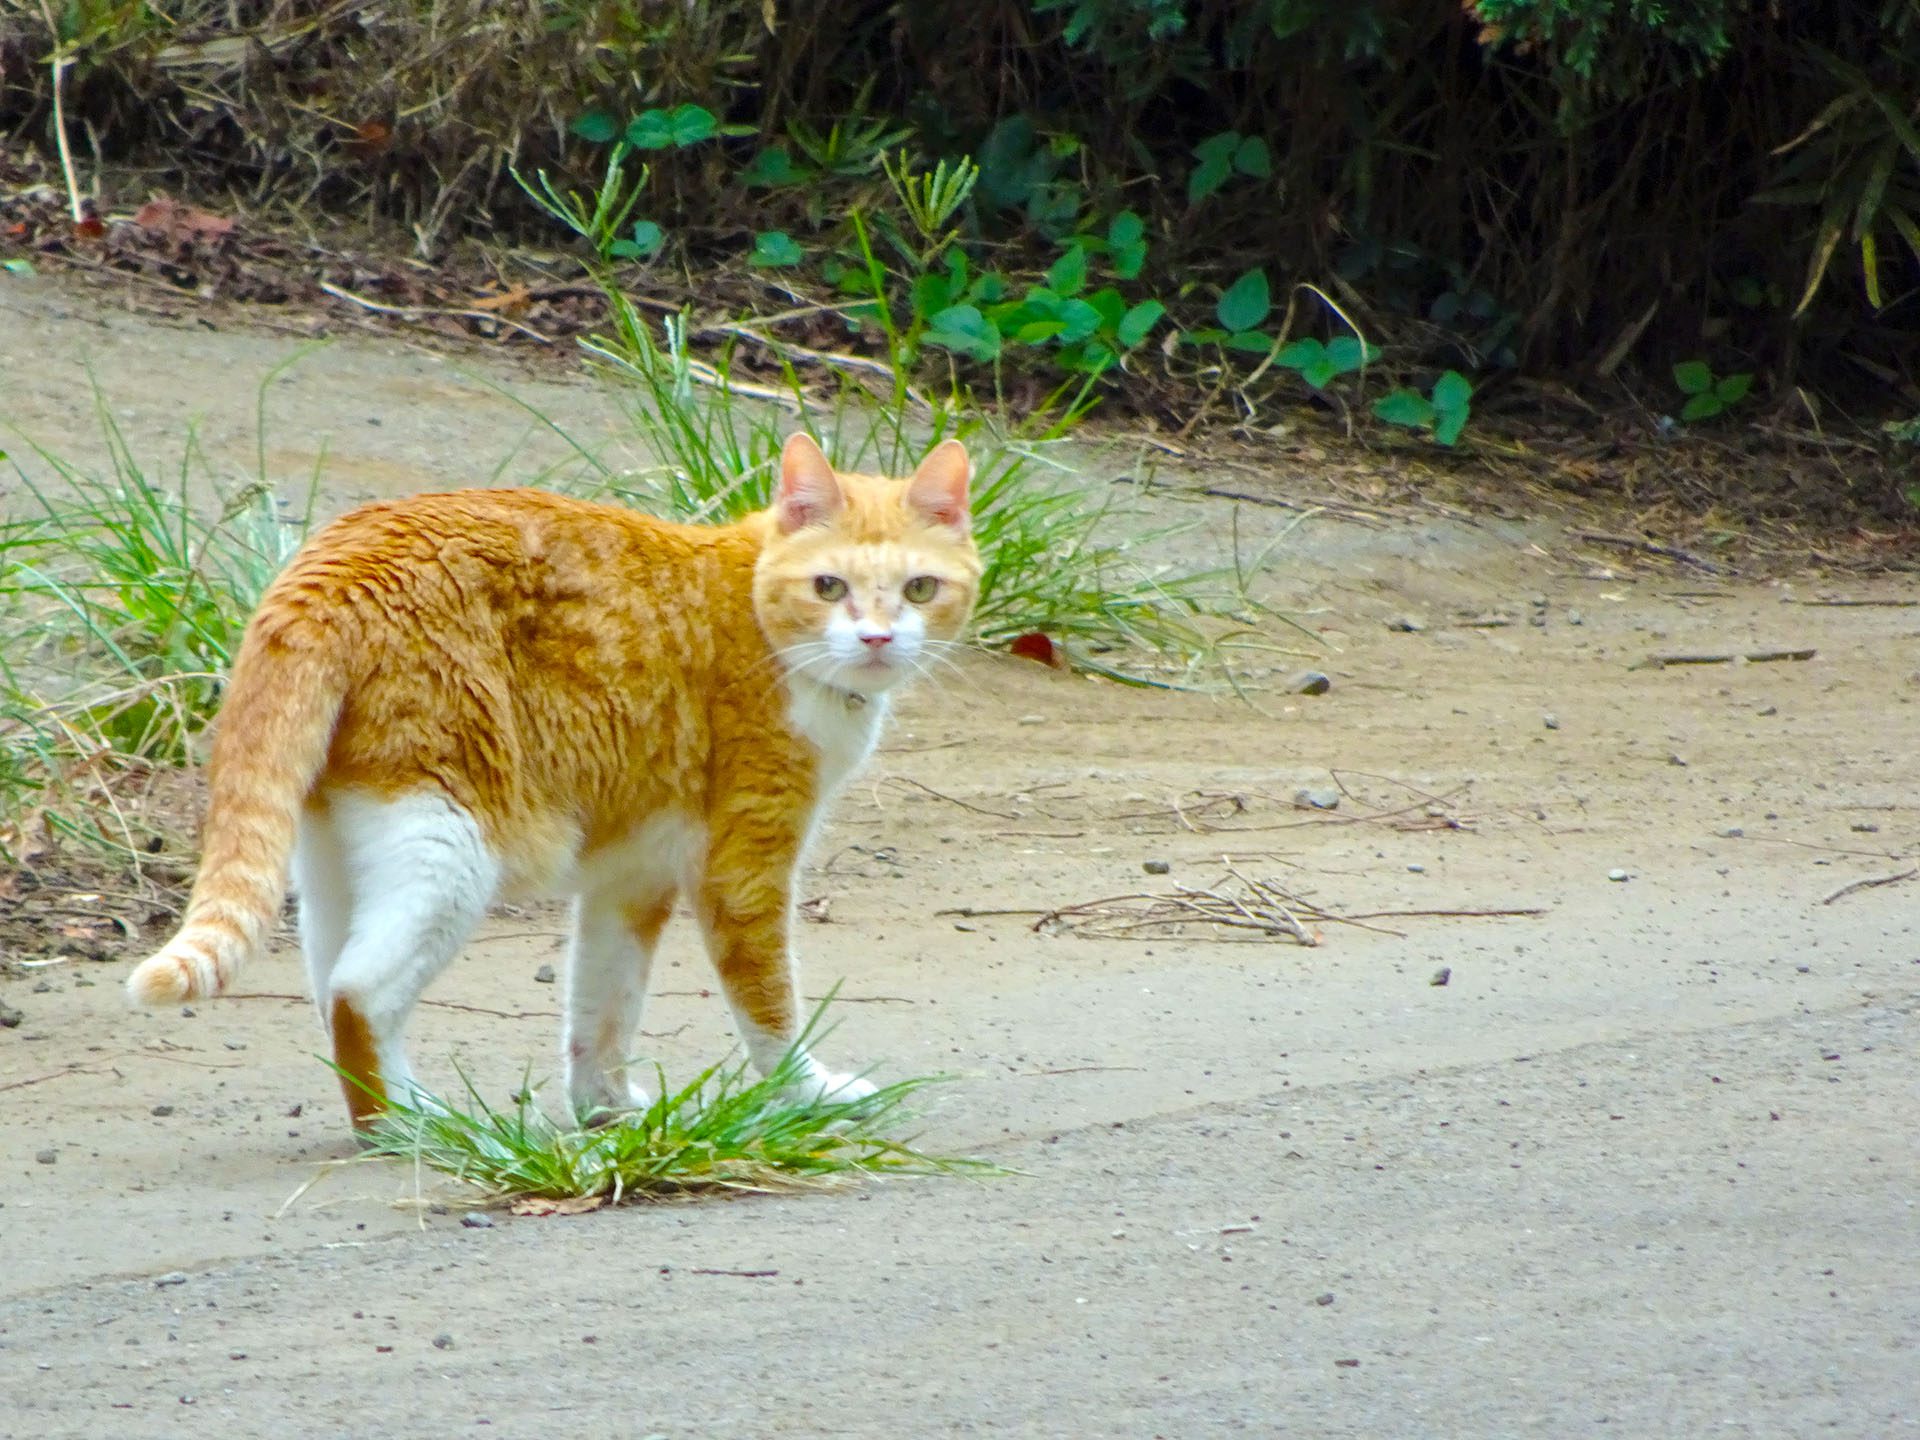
(354, 1011, 998, 1205)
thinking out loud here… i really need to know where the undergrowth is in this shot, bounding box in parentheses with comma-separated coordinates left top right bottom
(354, 1006, 997, 1205)
(0, 375, 314, 864)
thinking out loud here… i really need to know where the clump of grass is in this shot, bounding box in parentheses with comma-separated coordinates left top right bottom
(357, 1017, 996, 1206)
(0, 375, 313, 862)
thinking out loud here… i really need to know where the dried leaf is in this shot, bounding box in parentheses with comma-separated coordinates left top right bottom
(1008, 632, 1063, 667)
(508, 1194, 608, 1217)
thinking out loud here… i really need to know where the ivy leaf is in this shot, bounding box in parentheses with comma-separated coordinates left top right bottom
(1016, 319, 1068, 344)
(665, 103, 719, 146)
(608, 219, 665, 259)
(1054, 298, 1105, 343)
(1275, 337, 1325, 370)
(1188, 154, 1233, 206)
(1107, 210, 1145, 252)
(1672, 360, 1714, 395)
(1110, 240, 1147, 280)
(1233, 136, 1271, 179)
(749, 230, 804, 267)
(1433, 408, 1469, 447)
(1431, 370, 1475, 412)
(1086, 286, 1127, 329)
(911, 271, 952, 321)
(1302, 358, 1340, 389)
(1324, 335, 1376, 374)
(1116, 299, 1166, 348)
(1373, 389, 1437, 428)
(1715, 371, 1754, 403)
(570, 109, 619, 144)
(1226, 330, 1275, 354)
(624, 110, 675, 149)
(1216, 268, 1271, 332)
(923, 304, 1002, 362)
(1047, 244, 1089, 297)
(739, 146, 807, 187)
(1680, 392, 1722, 422)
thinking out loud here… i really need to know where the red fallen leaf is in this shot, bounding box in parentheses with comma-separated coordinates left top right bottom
(72, 213, 105, 240)
(345, 120, 393, 159)
(1008, 631, 1063, 667)
(133, 196, 235, 243)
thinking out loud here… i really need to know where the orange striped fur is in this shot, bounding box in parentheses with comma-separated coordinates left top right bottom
(127, 435, 978, 1129)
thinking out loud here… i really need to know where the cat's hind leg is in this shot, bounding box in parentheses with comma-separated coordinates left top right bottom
(291, 802, 351, 1020)
(322, 790, 500, 1131)
(563, 888, 673, 1120)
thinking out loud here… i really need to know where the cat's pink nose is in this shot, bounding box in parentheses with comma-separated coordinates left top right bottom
(860, 632, 893, 649)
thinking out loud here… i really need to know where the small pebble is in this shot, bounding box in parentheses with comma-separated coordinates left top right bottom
(433, 1333, 455, 1351)
(461, 1212, 494, 1229)
(287, 1103, 303, 1118)
(1608, 868, 1631, 882)
(1566, 609, 1584, 625)
(1407, 863, 1425, 874)
(1293, 787, 1341, 812)
(1430, 967, 1451, 987)
(35, 1149, 57, 1165)
(222, 1038, 247, 1051)
(0, 1001, 21, 1029)
(1142, 859, 1171, 875)
(1018, 714, 1046, 725)
(1850, 822, 1880, 834)
(1542, 714, 1560, 731)
(1335, 1358, 1360, 1368)
(1757, 704, 1778, 717)
(180, 1006, 196, 1018)
(533, 964, 556, 985)
(1315, 1292, 1336, 1306)
(1719, 827, 1744, 838)
(1386, 615, 1425, 633)
(1667, 753, 1688, 767)
(154, 1272, 188, 1288)
(151, 1104, 174, 1117)
(1796, 964, 1811, 974)
(1283, 669, 1332, 696)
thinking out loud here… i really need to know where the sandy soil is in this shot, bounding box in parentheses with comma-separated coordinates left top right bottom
(2, 270, 1917, 1438)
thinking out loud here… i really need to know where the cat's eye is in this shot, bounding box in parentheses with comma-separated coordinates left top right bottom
(903, 575, 939, 603)
(813, 575, 848, 601)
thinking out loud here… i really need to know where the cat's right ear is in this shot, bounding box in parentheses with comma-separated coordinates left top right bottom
(775, 433, 844, 534)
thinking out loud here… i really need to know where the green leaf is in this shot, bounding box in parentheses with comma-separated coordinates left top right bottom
(1373, 389, 1436, 428)
(1233, 136, 1271, 179)
(739, 146, 806, 187)
(1, 257, 35, 275)
(1431, 370, 1474, 412)
(749, 230, 804, 267)
(1015, 320, 1068, 343)
(608, 219, 664, 259)
(570, 109, 619, 144)
(910, 272, 952, 321)
(1672, 360, 1714, 395)
(923, 304, 1001, 362)
(1275, 337, 1325, 370)
(1216, 268, 1271, 332)
(625, 110, 674, 149)
(1302, 359, 1339, 389)
(1714, 372, 1753, 404)
(1107, 210, 1145, 251)
(1116, 299, 1166, 348)
(1226, 330, 1275, 354)
(1324, 335, 1375, 374)
(1188, 155, 1233, 206)
(1110, 240, 1147, 280)
(1047, 245, 1089, 297)
(1085, 286, 1127, 329)
(1433, 408, 1469, 447)
(1054, 298, 1104, 343)
(666, 103, 719, 147)
(1192, 131, 1242, 166)
(1680, 392, 1722, 422)
(1182, 327, 1228, 345)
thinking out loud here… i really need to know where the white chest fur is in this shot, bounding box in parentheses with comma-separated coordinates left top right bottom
(785, 678, 888, 794)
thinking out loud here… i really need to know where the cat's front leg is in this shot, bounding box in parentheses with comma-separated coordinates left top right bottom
(694, 816, 877, 1106)
(562, 888, 674, 1120)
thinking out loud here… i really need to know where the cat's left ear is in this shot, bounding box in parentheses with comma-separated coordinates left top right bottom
(905, 440, 972, 533)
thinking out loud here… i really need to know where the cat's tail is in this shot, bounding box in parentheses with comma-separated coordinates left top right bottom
(127, 621, 345, 1007)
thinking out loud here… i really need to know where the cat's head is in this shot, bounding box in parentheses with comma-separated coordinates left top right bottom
(752, 432, 982, 697)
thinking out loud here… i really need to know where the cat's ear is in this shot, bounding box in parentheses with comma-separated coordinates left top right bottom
(775, 433, 845, 533)
(905, 440, 972, 533)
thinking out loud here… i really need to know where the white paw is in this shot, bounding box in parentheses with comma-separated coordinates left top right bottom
(568, 1076, 653, 1124)
(784, 1067, 878, 1107)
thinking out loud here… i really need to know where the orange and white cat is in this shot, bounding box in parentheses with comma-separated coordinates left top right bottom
(126, 433, 979, 1131)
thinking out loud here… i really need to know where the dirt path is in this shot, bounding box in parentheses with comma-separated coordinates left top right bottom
(3, 271, 1917, 1438)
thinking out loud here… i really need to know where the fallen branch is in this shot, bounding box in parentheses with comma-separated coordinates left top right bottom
(1573, 529, 1733, 575)
(317, 280, 555, 344)
(1637, 648, 1816, 669)
(1819, 868, 1918, 906)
